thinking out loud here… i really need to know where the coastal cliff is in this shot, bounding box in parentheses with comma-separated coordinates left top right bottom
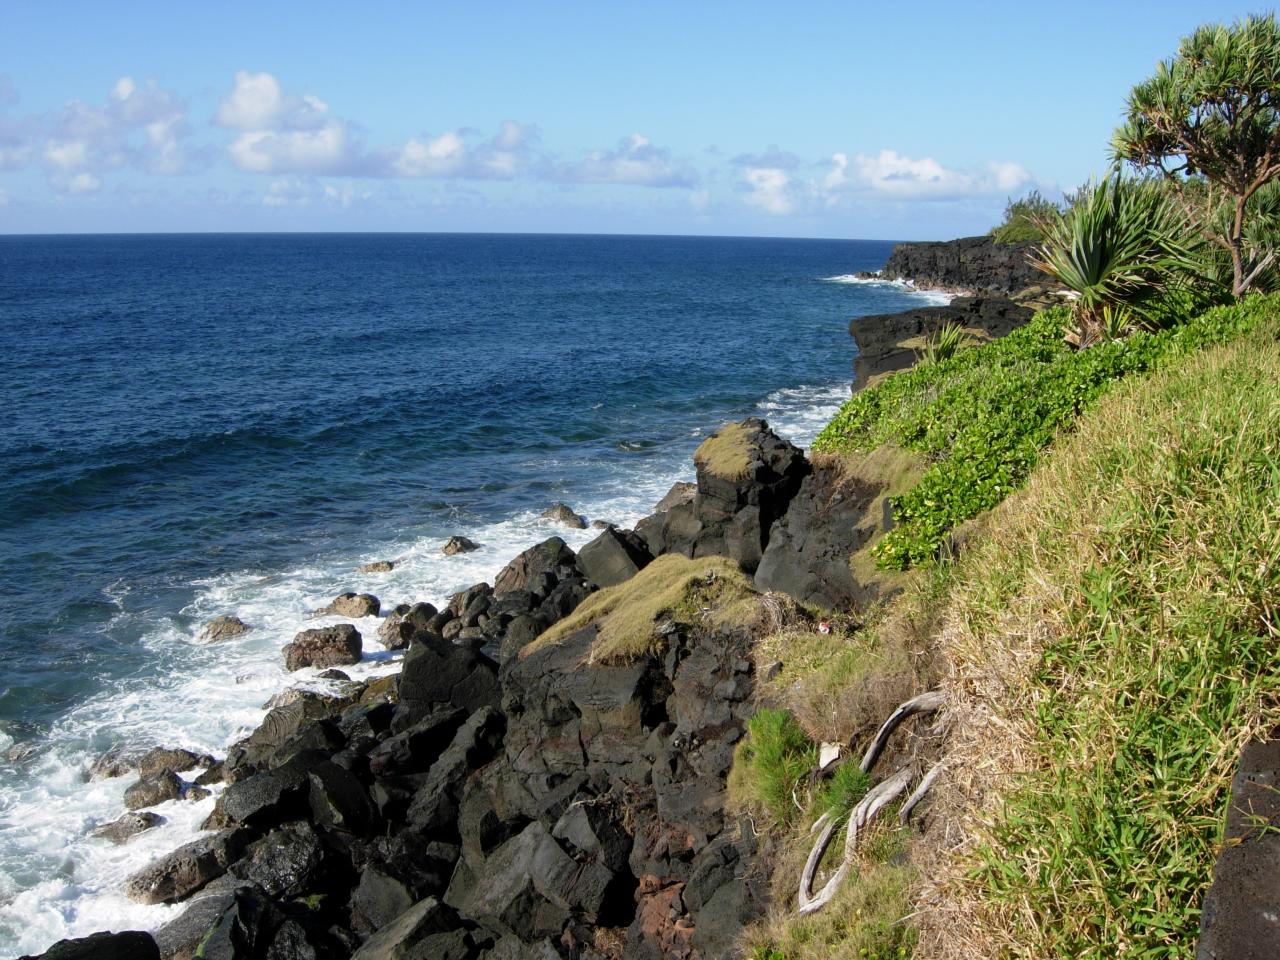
(876, 235, 1043, 295)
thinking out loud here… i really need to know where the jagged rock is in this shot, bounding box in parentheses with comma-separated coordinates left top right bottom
(352, 865, 415, 935)
(654, 482, 696, 514)
(123, 770, 183, 810)
(394, 634, 500, 730)
(539, 502, 587, 529)
(308, 760, 379, 835)
(406, 708, 506, 834)
(493, 537, 580, 597)
(88, 749, 136, 781)
(200, 616, 251, 643)
(590, 520, 613, 530)
(368, 707, 467, 778)
(553, 798, 632, 872)
(366, 834, 460, 901)
(443, 536, 481, 556)
(90, 811, 164, 844)
(227, 692, 348, 778)
(228, 821, 330, 899)
(378, 601, 439, 650)
(17, 931, 159, 960)
(358, 560, 396, 573)
(350, 897, 477, 960)
(316, 591, 380, 618)
(122, 829, 248, 905)
(754, 457, 900, 610)
(194, 886, 285, 960)
(577, 526, 653, 589)
(153, 876, 239, 960)
(283, 624, 362, 672)
(211, 753, 322, 827)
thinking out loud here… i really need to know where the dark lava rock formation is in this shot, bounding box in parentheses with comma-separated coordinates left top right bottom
(877, 234, 1042, 295)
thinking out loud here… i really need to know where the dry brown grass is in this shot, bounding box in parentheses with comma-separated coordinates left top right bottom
(520, 554, 757, 663)
(694, 420, 754, 481)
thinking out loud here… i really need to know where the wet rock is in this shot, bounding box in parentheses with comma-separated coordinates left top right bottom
(358, 560, 396, 573)
(317, 668, 351, 682)
(211, 753, 322, 827)
(319, 591, 381, 618)
(443, 536, 481, 556)
(590, 520, 613, 530)
(136, 747, 214, 778)
(194, 886, 285, 960)
(351, 865, 414, 935)
(366, 833, 460, 901)
(122, 829, 249, 905)
(378, 601, 439, 651)
(539, 502, 587, 530)
(123, 770, 183, 810)
(153, 876, 239, 960)
(228, 821, 330, 899)
(283, 624, 362, 672)
(200, 616, 251, 643)
(17, 930, 160, 960)
(350, 897, 477, 960)
(90, 811, 165, 844)
(577, 526, 653, 589)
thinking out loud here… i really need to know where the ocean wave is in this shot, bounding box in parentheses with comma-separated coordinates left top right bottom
(820, 274, 954, 306)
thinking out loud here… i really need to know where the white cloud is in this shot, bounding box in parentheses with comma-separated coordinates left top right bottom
(66, 172, 101, 194)
(826, 149, 1031, 200)
(549, 134, 696, 188)
(215, 71, 328, 132)
(741, 167, 795, 215)
(229, 121, 353, 175)
(262, 175, 372, 208)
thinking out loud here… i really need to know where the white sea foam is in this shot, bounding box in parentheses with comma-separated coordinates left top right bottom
(0, 371, 855, 956)
(820, 274, 954, 306)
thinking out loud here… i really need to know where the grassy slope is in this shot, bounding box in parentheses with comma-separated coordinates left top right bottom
(919, 307, 1280, 957)
(743, 295, 1280, 959)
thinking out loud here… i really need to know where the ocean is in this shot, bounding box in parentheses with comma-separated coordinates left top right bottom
(0, 232, 944, 956)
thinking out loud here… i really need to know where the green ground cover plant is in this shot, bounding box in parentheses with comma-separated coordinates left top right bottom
(813, 295, 1280, 570)
(925, 307, 1280, 957)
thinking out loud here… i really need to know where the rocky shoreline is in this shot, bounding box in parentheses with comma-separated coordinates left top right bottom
(25, 244, 1044, 960)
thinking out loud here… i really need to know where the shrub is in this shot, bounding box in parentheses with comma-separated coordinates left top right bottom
(990, 189, 1061, 244)
(735, 708, 817, 825)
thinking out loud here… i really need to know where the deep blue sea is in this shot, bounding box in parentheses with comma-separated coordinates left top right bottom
(0, 232, 944, 955)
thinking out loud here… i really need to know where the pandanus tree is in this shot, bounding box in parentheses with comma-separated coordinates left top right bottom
(1112, 13, 1280, 297)
(1031, 174, 1189, 347)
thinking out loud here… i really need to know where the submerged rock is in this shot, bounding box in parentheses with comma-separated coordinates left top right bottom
(283, 624, 362, 672)
(90, 811, 165, 844)
(538, 502, 587, 530)
(357, 560, 396, 573)
(442, 536, 481, 556)
(123, 770, 183, 810)
(200, 616, 251, 643)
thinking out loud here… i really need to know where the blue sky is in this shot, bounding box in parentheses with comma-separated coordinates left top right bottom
(0, 1, 1256, 238)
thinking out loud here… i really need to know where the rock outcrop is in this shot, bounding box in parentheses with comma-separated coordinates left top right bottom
(850, 295, 1035, 389)
(200, 616, 251, 643)
(876, 234, 1043, 295)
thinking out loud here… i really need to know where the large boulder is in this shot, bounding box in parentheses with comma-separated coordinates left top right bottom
(122, 829, 248, 905)
(394, 635, 499, 730)
(17, 931, 159, 960)
(492, 537, 579, 597)
(443, 536, 481, 556)
(577, 526, 653, 589)
(351, 897, 478, 960)
(655, 418, 808, 573)
(136, 747, 213, 778)
(378, 602, 439, 651)
(227, 821, 331, 899)
(283, 624, 362, 672)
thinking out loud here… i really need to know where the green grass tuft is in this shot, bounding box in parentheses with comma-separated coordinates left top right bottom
(734, 708, 817, 826)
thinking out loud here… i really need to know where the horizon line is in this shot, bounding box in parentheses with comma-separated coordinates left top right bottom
(0, 228, 940, 244)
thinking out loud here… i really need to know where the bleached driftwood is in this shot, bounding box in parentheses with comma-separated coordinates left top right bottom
(899, 760, 945, 824)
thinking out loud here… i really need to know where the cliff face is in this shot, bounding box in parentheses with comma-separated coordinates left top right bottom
(878, 235, 1042, 295)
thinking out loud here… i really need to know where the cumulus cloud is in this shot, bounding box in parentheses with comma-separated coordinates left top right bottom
(218, 71, 538, 181)
(549, 134, 696, 188)
(731, 147, 805, 215)
(34, 75, 194, 192)
(825, 149, 1032, 200)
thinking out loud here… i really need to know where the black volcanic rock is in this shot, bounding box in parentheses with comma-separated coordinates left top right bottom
(877, 234, 1042, 294)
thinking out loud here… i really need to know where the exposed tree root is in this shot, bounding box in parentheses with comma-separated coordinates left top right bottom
(797, 763, 918, 915)
(858, 690, 945, 773)
(899, 760, 945, 824)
